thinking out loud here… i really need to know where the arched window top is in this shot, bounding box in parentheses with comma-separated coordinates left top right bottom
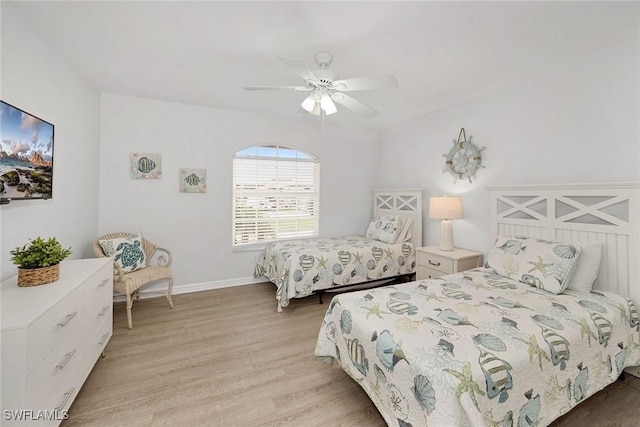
(232, 144, 320, 247)
(234, 144, 317, 161)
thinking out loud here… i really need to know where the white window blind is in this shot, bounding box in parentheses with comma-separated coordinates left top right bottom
(233, 145, 320, 247)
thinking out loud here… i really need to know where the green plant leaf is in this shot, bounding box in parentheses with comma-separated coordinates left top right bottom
(10, 237, 72, 269)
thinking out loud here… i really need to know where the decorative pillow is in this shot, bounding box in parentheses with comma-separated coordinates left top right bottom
(99, 232, 148, 273)
(366, 215, 400, 244)
(485, 235, 583, 294)
(567, 242, 602, 291)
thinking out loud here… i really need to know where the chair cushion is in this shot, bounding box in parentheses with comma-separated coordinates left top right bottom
(114, 266, 172, 294)
(99, 232, 148, 273)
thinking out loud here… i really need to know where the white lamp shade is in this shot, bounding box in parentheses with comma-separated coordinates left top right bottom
(310, 102, 322, 116)
(428, 196, 464, 219)
(320, 94, 337, 115)
(301, 95, 316, 112)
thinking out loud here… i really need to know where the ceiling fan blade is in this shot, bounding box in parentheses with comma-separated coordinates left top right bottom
(332, 74, 399, 92)
(279, 57, 318, 82)
(243, 85, 311, 91)
(330, 93, 379, 118)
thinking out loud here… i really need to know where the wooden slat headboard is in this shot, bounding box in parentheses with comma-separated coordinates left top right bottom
(373, 188, 423, 247)
(488, 182, 640, 309)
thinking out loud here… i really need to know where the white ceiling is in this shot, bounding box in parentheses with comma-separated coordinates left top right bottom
(5, 1, 636, 132)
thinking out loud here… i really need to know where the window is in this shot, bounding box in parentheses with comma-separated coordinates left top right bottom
(233, 145, 319, 247)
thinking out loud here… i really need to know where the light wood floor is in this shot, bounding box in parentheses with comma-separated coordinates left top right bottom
(63, 283, 640, 427)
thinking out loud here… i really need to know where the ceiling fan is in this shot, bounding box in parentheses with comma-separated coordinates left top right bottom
(243, 51, 399, 118)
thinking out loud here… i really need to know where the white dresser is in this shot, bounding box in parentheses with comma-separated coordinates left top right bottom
(1, 258, 113, 426)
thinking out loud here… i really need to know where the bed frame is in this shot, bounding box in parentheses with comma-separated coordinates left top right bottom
(488, 182, 640, 377)
(315, 188, 423, 302)
(373, 188, 423, 247)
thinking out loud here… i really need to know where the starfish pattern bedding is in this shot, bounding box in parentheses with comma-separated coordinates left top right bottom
(254, 235, 416, 309)
(315, 269, 640, 426)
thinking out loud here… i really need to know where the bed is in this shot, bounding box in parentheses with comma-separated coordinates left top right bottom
(315, 182, 640, 426)
(254, 189, 423, 311)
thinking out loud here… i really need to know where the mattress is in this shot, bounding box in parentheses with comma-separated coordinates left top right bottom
(254, 235, 416, 309)
(314, 269, 640, 426)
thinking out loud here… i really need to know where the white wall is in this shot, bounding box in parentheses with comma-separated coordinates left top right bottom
(0, 4, 101, 280)
(5, 1, 637, 291)
(378, 40, 640, 254)
(99, 94, 380, 290)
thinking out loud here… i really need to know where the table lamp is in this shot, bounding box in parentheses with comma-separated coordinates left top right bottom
(429, 196, 464, 251)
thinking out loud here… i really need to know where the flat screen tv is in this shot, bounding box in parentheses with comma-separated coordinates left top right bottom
(0, 100, 54, 201)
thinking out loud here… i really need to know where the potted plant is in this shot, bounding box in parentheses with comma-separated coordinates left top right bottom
(10, 237, 72, 286)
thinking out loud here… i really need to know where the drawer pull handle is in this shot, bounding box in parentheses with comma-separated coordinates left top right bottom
(57, 311, 78, 327)
(56, 349, 77, 370)
(428, 260, 441, 267)
(98, 306, 110, 317)
(54, 387, 76, 411)
(98, 278, 110, 287)
(97, 333, 110, 346)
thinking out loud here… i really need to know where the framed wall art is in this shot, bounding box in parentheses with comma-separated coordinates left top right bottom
(179, 168, 206, 193)
(130, 153, 161, 179)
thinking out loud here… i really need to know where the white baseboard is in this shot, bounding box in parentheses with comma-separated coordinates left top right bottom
(113, 275, 269, 302)
(625, 366, 640, 379)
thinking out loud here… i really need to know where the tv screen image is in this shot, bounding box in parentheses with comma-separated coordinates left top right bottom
(0, 101, 54, 200)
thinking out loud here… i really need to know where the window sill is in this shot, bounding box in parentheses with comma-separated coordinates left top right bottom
(232, 243, 266, 253)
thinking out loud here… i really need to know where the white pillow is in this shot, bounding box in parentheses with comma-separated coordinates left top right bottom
(395, 217, 413, 243)
(365, 215, 400, 244)
(567, 242, 602, 291)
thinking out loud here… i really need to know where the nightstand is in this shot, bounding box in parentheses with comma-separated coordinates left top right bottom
(416, 246, 483, 280)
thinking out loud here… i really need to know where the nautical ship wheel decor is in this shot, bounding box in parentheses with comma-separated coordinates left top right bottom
(443, 128, 485, 183)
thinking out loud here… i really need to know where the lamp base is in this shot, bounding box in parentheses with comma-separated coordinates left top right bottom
(439, 219, 454, 251)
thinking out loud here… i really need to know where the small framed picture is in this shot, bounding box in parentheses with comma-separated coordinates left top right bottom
(180, 168, 206, 193)
(130, 153, 162, 179)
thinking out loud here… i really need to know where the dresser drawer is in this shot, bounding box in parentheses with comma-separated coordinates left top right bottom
(26, 285, 85, 373)
(27, 332, 83, 410)
(86, 310, 113, 369)
(86, 264, 112, 313)
(38, 372, 82, 426)
(417, 251, 453, 273)
(87, 301, 112, 331)
(417, 266, 446, 280)
(416, 265, 446, 280)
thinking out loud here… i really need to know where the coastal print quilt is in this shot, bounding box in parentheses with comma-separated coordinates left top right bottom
(254, 235, 416, 309)
(315, 269, 640, 427)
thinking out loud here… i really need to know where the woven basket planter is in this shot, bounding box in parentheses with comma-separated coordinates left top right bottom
(17, 264, 60, 287)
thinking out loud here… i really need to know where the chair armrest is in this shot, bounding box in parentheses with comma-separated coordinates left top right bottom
(151, 247, 173, 268)
(112, 261, 125, 282)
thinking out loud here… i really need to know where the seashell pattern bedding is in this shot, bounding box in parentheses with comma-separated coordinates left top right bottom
(254, 235, 416, 309)
(315, 269, 640, 426)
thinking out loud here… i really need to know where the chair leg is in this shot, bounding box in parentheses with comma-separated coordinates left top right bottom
(167, 278, 174, 309)
(125, 293, 134, 329)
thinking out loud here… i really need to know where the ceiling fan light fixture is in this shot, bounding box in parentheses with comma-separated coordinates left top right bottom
(320, 94, 337, 115)
(301, 94, 317, 113)
(309, 101, 322, 116)
(245, 51, 398, 120)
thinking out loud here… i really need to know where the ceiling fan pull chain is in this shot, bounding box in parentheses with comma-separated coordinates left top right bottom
(322, 110, 325, 135)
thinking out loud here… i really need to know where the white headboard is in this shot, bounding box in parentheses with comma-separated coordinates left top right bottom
(488, 182, 640, 308)
(373, 188, 423, 247)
